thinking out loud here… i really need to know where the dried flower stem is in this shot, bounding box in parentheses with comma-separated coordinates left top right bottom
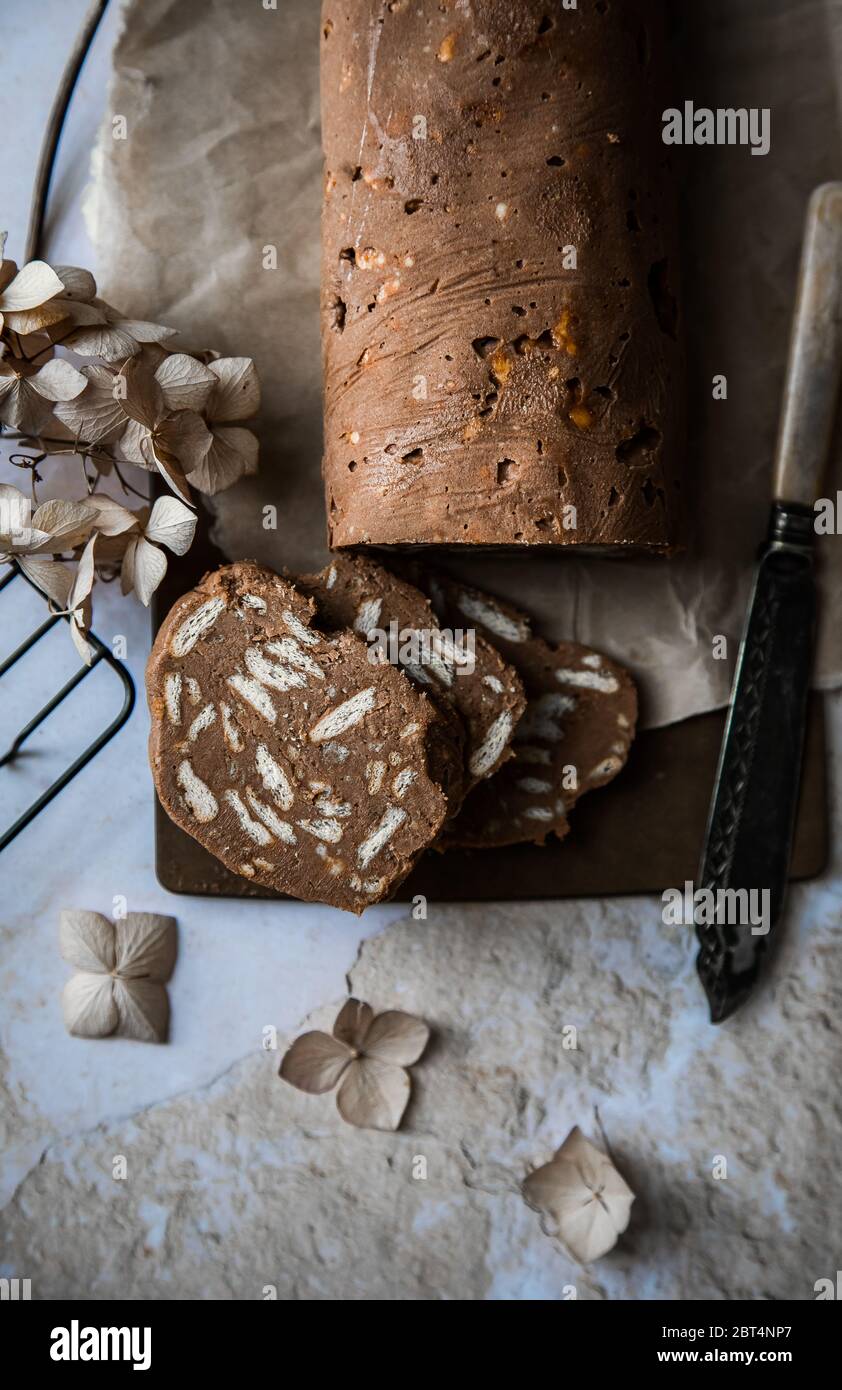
(109, 459, 149, 502)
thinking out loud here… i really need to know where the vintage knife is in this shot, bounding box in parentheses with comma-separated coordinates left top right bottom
(696, 182, 842, 1023)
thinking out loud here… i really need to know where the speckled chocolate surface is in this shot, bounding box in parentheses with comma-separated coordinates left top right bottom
(299, 552, 526, 793)
(147, 563, 462, 912)
(424, 571, 638, 848)
(321, 0, 682, 550)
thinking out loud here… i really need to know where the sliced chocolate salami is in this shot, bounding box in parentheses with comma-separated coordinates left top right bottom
(147, 563, 461, 911)
(424, 575, 638, 848)
(298, 554, 525, 795)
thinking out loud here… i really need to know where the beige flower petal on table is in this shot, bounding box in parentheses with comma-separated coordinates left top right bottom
(59, 908, 177, 1044)
(280, 998, 429, 1130)
(112, 978, 170, 1043)
(279, 1031, 353, 1094)
(522, 1126, 635, 1264)
(62, 973, 118, 1039)
(59, 908, 115, 973)
(207, 356, 261, 421)
(333, 997, 374, 1049)
(114, 912, 177, 981)
(362, 1010, 430, 1066)
(336, 1056, 411, 1132)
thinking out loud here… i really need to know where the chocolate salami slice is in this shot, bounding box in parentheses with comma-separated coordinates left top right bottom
(298, 554, 525, 794)
(147, 563, 460, 911)
(424, 575, 638, 848)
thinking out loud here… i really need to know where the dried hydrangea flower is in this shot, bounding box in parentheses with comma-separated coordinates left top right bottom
(59, 910, 177, 1044)
(185, 357, 261, 494)
(0, 481, 195, 658)
(120, 495, 197, 606)
(1, 231, 260, 663)
(279, 997, 429, 1131)
(522, 1125, 635, 1264)
(116, 352, 214, 501)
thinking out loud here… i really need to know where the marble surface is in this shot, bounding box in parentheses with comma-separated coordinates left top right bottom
(0, 0, 840, 1301)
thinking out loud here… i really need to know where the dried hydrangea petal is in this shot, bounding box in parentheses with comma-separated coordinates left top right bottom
(62, 973, 118, 1039)
(336, 1056, 411, 1132)
(280, 1031, 353, 1094)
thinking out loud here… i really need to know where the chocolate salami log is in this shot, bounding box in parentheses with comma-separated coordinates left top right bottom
(321, 0, 682, 551)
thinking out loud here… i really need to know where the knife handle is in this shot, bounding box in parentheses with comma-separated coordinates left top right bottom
(773, 182, 842, 507)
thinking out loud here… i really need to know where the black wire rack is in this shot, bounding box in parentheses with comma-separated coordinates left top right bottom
(0, 0, 134, 853)
(0, 565, 135, 851)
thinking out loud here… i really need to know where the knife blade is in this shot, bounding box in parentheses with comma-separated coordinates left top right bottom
(696, 182, 842, 1023)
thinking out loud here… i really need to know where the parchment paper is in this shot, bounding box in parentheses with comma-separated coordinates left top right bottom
(86, 0, 842, 728)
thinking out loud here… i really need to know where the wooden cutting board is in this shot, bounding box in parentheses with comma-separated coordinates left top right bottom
(151, 509, 828, 901)
(154, 698, 827, 901)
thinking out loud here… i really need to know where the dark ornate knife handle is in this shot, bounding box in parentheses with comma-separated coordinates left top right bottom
(696, 503, 815, 1022)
